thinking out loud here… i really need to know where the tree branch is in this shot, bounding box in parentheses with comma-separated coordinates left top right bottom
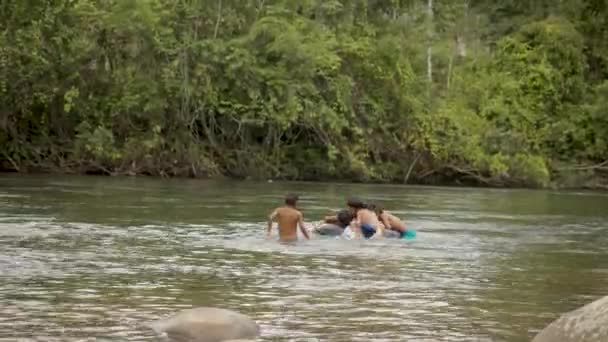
(2, 152, 20, 172)
(404, 153, 420, 184)
(256, 0, 266, 20)
(213, 0, 223, 39)
(559, 160, 608, 171)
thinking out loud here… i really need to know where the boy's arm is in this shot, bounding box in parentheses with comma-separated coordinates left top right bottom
(380, 213, 391, 231)
(267, 209, 277, 239)
(298, 212, 310, 240)
(352, 211, 363, 239)
(372, 213, 386, 239)
(324, 215, 339, 224)
(372, 225, 385, 239)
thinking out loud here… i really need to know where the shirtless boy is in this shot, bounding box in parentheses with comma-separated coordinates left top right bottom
(322, 209, 353, 228)
(267, 194, 310, 242)
(370, 205, 409, 238)
(346, 198, 384, 239)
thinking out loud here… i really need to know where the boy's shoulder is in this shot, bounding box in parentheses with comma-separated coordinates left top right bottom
(277, 206, 301, 214)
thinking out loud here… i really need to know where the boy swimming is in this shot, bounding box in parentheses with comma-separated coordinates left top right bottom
(370, 204, 414, 239)
(267, 194, 310, 242)
(322, 209, 353, 229)
(346, 197, 384, 239)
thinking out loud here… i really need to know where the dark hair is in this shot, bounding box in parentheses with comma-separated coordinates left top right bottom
(285, 193, 299, 206)
(375, 206, 384, 215)
(346, 197, 365, 209)
(336, 209, 353, 227)
(367, 203, 383, 215)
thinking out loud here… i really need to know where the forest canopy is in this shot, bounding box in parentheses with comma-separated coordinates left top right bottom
(1, 0, 607, 188)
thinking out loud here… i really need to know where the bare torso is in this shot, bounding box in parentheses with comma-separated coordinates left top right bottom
(273, 207, 303, 241)
(357, 209, 380, 227)
(381, 212, 406, 232)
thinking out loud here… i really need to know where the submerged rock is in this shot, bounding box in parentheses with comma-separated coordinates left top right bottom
(150, 307, 260, 342)
(532, 295, 608, 342)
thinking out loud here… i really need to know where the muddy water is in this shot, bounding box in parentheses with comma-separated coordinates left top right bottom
(1, 174, 607, 341)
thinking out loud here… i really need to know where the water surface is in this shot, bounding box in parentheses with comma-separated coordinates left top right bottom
(1, 174, 607, 341)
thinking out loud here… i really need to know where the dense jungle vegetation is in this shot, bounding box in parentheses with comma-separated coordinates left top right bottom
(1, 0, 607, 188)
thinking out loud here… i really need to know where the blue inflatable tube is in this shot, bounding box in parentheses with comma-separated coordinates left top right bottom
(314, 223, 344, 236)
(315, 224, 416, 240)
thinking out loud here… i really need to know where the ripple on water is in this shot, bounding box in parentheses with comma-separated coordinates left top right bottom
(1, 181, 608, 341)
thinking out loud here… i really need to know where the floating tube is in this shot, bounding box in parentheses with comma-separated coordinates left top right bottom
(385, 229, 417, 239)
(402, 229, 417, 240)
(383, 230, 401, 238)
(315, 224, 416, 240)
(314, 223, 345, 236)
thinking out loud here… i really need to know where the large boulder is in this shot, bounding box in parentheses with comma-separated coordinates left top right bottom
(149, 307, 260, 342)
(532, 295, 608, 342)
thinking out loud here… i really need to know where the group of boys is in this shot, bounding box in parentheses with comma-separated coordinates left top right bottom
(267, 194, 409, 242)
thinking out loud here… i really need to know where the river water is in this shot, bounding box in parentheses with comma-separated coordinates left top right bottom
(1, 174, 607, 342)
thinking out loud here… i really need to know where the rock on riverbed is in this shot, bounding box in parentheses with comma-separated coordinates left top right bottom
(532, 295, 608, 342)
(149, 307, 260, 342)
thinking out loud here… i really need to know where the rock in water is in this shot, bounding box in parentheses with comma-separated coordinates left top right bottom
(150, 307, 260, 342)
(532, 296, 608, 342)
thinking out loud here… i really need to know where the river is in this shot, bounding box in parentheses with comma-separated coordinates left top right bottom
(1, 174, 607, 341)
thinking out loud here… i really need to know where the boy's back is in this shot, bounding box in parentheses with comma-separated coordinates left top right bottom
(371, 205, 406, 233)
(272, 206, 302, 241)
(267, 194, 310, 242)
(346, 198, 384, 239)
(357, 208, 379, 226)
(383, 212, 406, 232)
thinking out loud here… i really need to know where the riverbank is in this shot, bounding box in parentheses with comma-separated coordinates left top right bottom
(2, 164, 606, 191)
(1, 173, 607, 341)
(3, 1, 607, 196)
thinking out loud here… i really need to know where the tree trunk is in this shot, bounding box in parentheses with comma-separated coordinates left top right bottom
(447, 53, 454, 91)
(426, 0, 433, 84)
(214, 0, 223, 39)
(456, 0, 468, 57)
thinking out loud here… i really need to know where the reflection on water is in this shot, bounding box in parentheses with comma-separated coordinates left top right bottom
(1, 175, 607, 341)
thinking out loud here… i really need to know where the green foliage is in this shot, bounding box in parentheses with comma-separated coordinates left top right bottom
(507, 154, 550, 188)
(0, 0, 607, 188)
